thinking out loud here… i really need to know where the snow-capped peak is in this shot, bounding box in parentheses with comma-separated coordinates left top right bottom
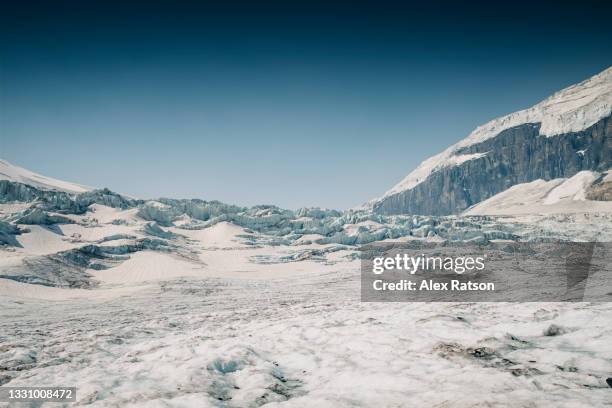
(0, 159, 91, 194)
(378, 66, 612, 200)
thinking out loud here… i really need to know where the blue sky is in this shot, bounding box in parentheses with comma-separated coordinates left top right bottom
(1, 1, 611, 209)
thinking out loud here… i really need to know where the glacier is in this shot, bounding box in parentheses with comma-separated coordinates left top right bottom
(1, 163, 612, 407)
(1, 69, 612, 407)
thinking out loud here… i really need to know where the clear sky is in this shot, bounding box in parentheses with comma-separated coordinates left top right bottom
(1, 1, 611, 209)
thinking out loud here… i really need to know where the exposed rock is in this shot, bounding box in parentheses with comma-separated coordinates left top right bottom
(543, 324, 568, 336)
(374, 117, 611, 215)
(586, 180, 612, 201)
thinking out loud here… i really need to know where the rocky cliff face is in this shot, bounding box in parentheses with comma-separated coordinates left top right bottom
(374, 115, 611, 215)
(372, 67, 612, 216)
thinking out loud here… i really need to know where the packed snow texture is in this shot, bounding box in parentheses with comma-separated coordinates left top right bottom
(543, 171, 599, 205)
(379, 66, 612, 200)
(465, 170, 612, 215)
(2, 275, 611, 407)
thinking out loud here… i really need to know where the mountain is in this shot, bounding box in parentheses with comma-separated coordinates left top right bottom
(0, 159, 91, 194)
(5, 157, 609, 252)
(372, 67, 612, 215)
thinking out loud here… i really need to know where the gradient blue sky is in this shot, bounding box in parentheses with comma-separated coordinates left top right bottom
(1, 1, 611, 209)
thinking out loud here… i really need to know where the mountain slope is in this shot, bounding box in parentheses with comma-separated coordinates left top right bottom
(0, 160, 90, 194)
(464, 170, 612, 215)
(373, 67, 612, 215)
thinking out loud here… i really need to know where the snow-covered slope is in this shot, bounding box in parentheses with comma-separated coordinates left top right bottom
(542, 171, 598, 205)
(380, 67, 612, 200)
(465, 171, 612, 215)
(0, 159, 90, 194)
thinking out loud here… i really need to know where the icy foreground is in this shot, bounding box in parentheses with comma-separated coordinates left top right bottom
(1, 200, 612, 407)
(2, 272, 612, 407)
(1, 158, 612, 406)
